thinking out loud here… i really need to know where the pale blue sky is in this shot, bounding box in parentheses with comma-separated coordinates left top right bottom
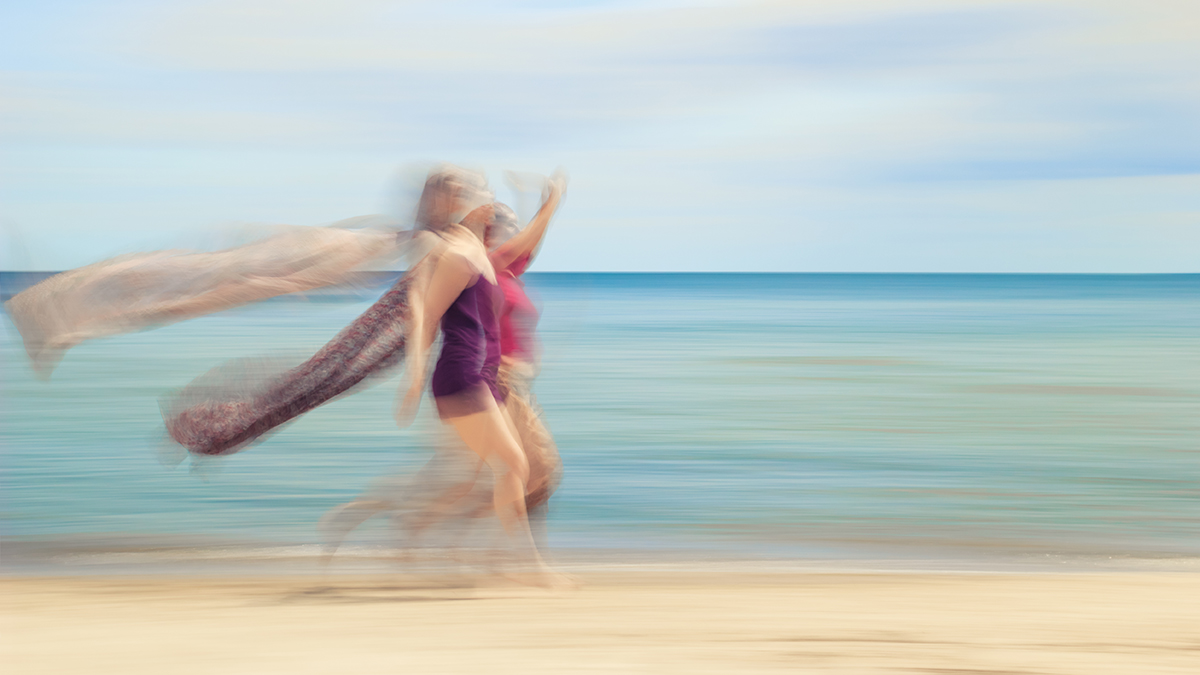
(2, 0, 1198, 271)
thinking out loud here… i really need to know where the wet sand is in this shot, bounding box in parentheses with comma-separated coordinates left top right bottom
(4, 571, 1199, 674)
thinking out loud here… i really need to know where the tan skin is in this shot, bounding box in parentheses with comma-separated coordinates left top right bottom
(486, 177, 566, 500)
(318, 179, 568, 564)
(488, 175, 564, 271)
(396, 202, 568, 587)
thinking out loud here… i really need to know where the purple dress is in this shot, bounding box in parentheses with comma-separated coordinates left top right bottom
(431, 274, 504, 419)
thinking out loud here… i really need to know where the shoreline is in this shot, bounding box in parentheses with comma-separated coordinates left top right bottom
(8, 532, 1200, 577)
(5, 569, 1199, 674)
(8, 541, 1200, 577)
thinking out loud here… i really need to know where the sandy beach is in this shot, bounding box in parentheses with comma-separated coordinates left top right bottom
(4, 570, 1199, 674)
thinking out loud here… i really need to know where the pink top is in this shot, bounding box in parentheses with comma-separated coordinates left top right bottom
(496, 253, 539, 360)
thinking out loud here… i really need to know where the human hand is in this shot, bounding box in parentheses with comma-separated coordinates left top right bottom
(544, 168, 568, 201)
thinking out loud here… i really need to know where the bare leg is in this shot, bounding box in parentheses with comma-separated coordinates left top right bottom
(501, 373, 562, 509)
(527, 501, 550, 553)
(502, 380, 561, 558)
(444, 400, 569, 587)
(319, 448, 475, 562)
(318, 499, 392, 563)
(401, 458, 483, 537)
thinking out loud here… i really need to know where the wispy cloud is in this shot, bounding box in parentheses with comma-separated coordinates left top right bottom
(1, 0, 1197, 270)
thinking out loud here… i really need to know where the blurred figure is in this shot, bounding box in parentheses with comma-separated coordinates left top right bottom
(393, 174, 569, 587)
(321, 173, 567, 569)
(6, 162, 570, 586)
(317, 435, 500, 566)
(162, 164, 568, 584)
(487, 173, 567, 543)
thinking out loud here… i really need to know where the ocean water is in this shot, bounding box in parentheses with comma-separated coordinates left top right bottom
(3, 273, 1199, 570)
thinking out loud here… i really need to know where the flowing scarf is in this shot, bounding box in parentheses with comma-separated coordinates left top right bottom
(4, 218, 416, 379)
(161, 269, 420, 456)
(159, 225, 495, 457)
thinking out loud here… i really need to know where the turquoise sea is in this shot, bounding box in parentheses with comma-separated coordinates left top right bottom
(2, 273, 1199, 571)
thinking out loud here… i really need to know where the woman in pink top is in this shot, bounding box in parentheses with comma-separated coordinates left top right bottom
(487, 177, 566, 524)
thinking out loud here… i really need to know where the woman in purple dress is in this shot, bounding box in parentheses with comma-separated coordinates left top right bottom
(318, 178, 568, 562)
(394, 172, 568, 587)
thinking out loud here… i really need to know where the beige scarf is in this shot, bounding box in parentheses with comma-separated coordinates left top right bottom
(5, 218, 426, 379)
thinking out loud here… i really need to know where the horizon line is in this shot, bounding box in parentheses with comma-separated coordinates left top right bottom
(3, 270, 1198, 276)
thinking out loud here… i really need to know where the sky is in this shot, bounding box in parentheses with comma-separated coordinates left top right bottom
(1, 0, 1198, 272)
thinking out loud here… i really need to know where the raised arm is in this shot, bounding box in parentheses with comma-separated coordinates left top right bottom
(489, 175, 566, 272)
(395, 251, 476, 425)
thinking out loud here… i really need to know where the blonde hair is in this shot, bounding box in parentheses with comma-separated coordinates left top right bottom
(414, 165, 490, 232)
(488, 203, 520, 248)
